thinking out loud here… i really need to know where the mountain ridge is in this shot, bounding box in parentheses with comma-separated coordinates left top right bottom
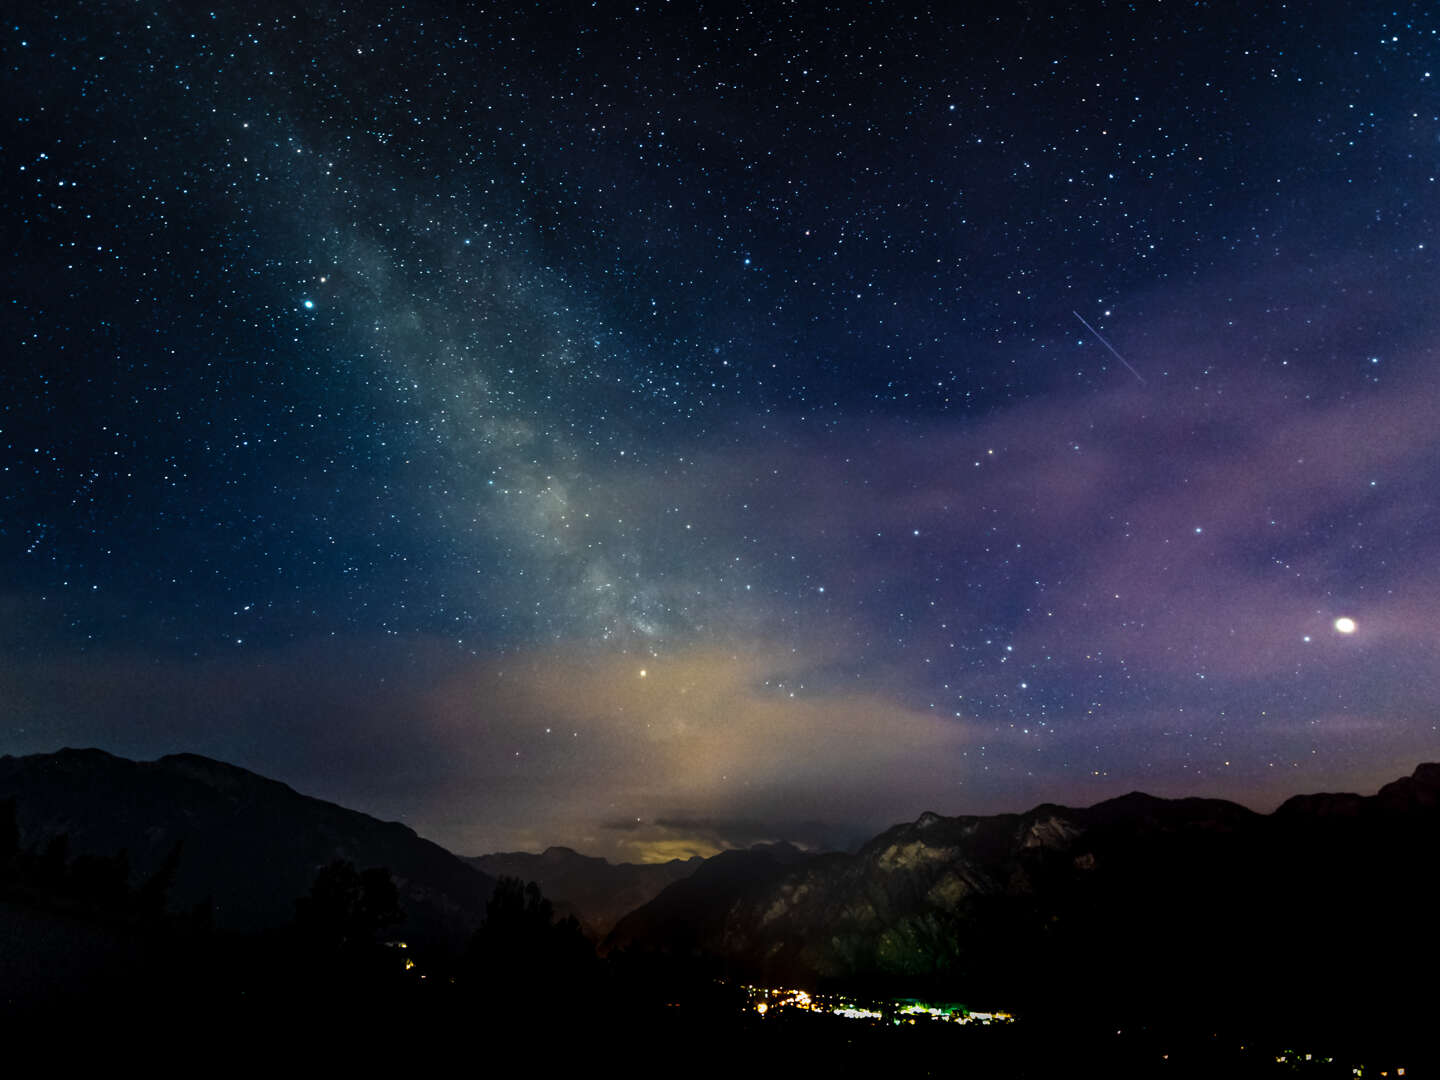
(607, 761, 1440, 1045)
(0, 746, 494, 948)
(467, 844, 704, 938)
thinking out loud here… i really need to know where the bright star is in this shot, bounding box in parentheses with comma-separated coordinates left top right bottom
(1333, 617, 1357, 634)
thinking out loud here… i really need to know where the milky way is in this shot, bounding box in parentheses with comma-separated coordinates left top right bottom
(4, 3, 1438, 859)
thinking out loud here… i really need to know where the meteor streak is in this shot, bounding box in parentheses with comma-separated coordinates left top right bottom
(1073, 311, 1147, 384)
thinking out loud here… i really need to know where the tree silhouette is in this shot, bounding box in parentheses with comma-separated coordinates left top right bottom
(136, 839, 184, 919)
(0, 799, 16, 887)
(464, 877, 595, 1002)
(67, 848, 131, 911)
(32, 832, 69, 890)
(295, 859, 405, 951)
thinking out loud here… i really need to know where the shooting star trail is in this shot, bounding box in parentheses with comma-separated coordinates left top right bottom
(1073, 311, 1147, 385)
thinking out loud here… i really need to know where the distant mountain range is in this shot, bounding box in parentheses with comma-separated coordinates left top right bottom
(605, 839, 816, 954)
(5, 745, 1437, 1050)
(466, 846, 702, 938)
(607, 764, 1440, 1047)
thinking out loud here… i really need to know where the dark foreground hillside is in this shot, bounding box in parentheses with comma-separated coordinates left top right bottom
(610, 764, 1440, 1069)
(0, 748, 1433, 1076)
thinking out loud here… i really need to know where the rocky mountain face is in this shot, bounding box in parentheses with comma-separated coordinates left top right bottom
(6, 746, 1437, 1049)
(0, 748, 494, 948)
(609, 766, 1440, 1040)
(467, 845, 702, 938)
(605, 841, 815, 955)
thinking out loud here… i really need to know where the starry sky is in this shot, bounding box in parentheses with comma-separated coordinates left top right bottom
(4, 2, 1439, 861)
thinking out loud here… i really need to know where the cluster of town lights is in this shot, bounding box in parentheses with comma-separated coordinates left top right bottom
(744, 985, 1013, 1027)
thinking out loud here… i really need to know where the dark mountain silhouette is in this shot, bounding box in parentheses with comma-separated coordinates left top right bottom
(6, 746, 1437, 1063)
(0, 747, 493, 948)
(609, 765, 1440, 1058)
(605, 840, 815, 956)
(466, 845, 702, 938)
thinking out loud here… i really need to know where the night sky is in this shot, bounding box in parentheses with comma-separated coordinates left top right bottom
(5, 2, 1439, 861)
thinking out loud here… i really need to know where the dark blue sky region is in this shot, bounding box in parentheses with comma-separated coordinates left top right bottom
(3, 2, 1438, 860)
